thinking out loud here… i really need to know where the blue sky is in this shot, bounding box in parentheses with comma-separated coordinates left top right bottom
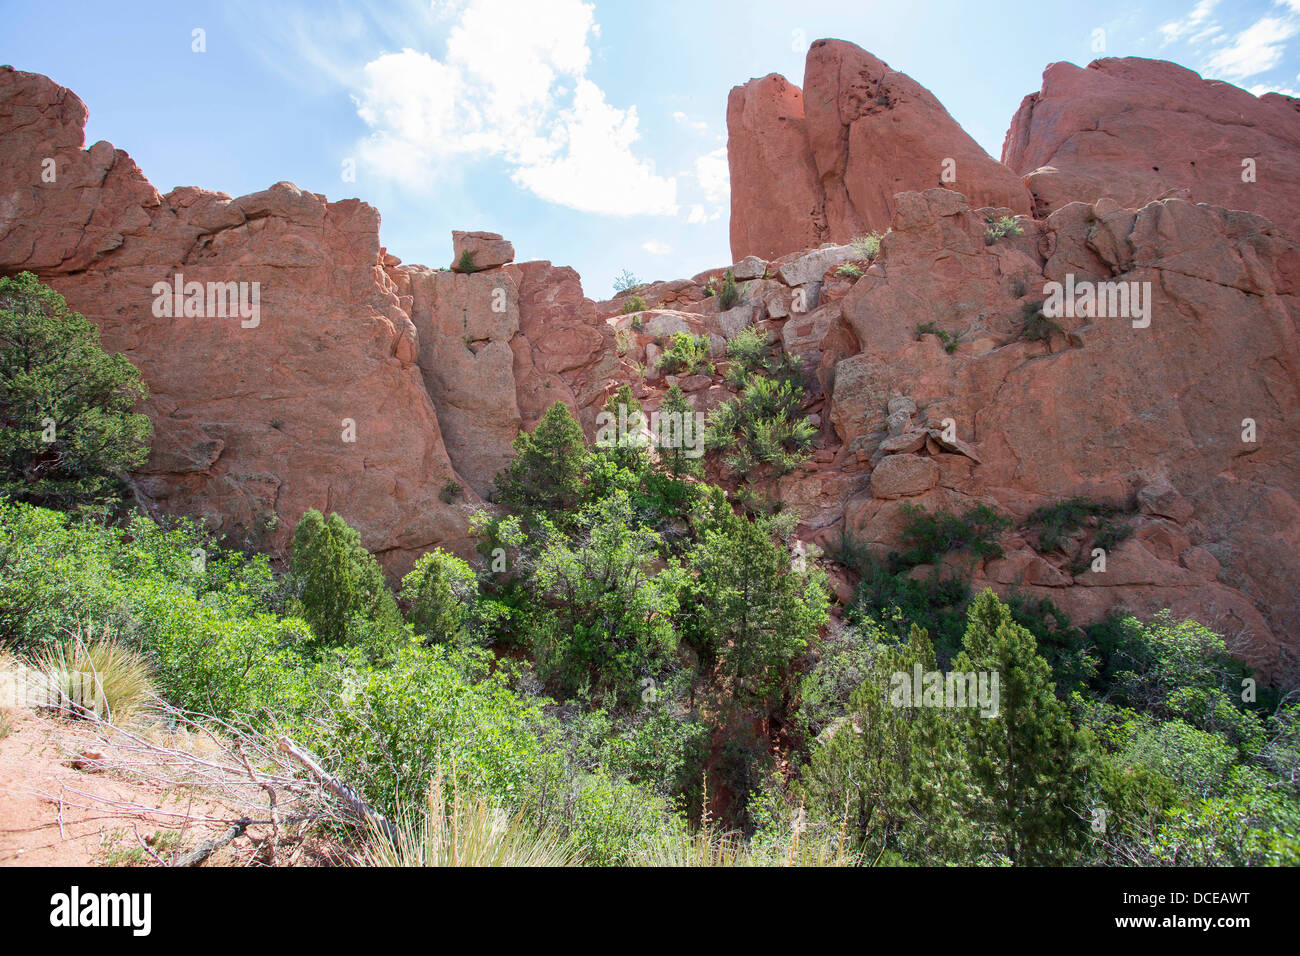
(3, 0, 1298, 297)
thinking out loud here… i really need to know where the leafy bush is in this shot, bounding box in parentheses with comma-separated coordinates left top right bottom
(455, 249, 478, 273)
(527, 492, 684, 703)
(836, 263, 863, 278)
(724, 325, 769, 376)
(984, 215, 1024, 243)
(622, 295, 647, 314)
(0, 272, 152, 513)
(850, 233, 883, 259)
(705, 372, 815, 477)
(400, 548, 476, 644)
(657, 331, 713, 376)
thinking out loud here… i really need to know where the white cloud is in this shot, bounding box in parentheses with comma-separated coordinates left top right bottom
(641, 240, 672, 255)
(672, 110, 709, 133)
(694, 147, 729, 205)
(511, 80, 678, 215)
(1248, 82, 1300, 95)
(1159, 0, 1219, 45)
(1205, 16, 1299, 79)
(351, 0, 676, 215)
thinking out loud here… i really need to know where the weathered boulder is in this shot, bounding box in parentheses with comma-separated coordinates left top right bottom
(451, 230, 514, 270)
(870, 454, 939, 499)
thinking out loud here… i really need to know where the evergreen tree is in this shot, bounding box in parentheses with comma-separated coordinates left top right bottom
(955, 589, 1092, 864)
(400, 547, 475, 643)
(801, 625, 974, 862)
(596, 384, 651, 472)
(686, 511, 828, 700)
(494, 400, 588, 515)
(0, 271, 152, 511)
(657, 385, 703, 478)
(289, 509, 400, 647)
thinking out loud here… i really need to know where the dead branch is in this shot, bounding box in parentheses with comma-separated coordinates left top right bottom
(276, 736, 399, 845)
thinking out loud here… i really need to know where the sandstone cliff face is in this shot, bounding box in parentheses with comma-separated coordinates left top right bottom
(0, 68, 477, 570)
(825, 189, 1299, 674)
(728, 39, 1031, 260)
(0, 67, 624, 572)
(1003, 57, 1300, 228)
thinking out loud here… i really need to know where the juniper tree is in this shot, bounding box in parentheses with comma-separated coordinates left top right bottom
(494, 400, 588, 516)
(289, 509, 401, 647)
(0, 272, 151, 511)
(685, 510, 828, 700)
(400, 547, 475, 643)
(955, 589, 1092, 864)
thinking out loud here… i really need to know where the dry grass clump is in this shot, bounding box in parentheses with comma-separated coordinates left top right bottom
(34, 625, 154, 725)
(363, 773, 578, 868)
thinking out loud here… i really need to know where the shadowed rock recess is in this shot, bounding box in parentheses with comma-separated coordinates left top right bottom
(2, 42, 1298, 675)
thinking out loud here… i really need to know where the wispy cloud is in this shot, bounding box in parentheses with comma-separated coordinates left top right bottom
(1205, 15, 1299, 79)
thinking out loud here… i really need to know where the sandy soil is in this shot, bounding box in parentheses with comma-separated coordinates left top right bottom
(0, 706, 286, 867)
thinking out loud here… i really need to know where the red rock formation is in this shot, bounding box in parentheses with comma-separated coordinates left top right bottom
(1003, 57, 1300, 229)
(727, 74, 826, 262)
(801, 40, 1031, 241)
(0, 67, 473, 571)
(727, 40, 1031, 259)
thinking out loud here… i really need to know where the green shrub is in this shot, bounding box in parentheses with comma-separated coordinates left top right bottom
(622, 295, 646, 314)
(850, 233, 883, 259)
(613, 270, 642, 294)
(455, 249, 478, 273)
(704, 371, 815, 477)
(657, 331, 713, 376)
(836, 263, 863, 278)
(1020, 301, 1063, 342)
(289, 510, 402, 649)
(916, 320, 959, 353)
(717, 269, 741, 309)
(893, 503, 1011, 567)
(683, 509, 829, 699)
(494, 401, 589, 517)
(400, 548, 476, 644)
(724, 325, 769, 377)
(984, 215, 1024, 244)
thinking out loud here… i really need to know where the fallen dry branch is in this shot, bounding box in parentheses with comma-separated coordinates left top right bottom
(173, 819, 249, 867)
(17, 697, 383, 864)
(277, 736, 398, 845)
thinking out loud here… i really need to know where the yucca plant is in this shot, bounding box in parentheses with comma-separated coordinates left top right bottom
(34, 624, 154, 724)
(363, 773, 579, 867)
